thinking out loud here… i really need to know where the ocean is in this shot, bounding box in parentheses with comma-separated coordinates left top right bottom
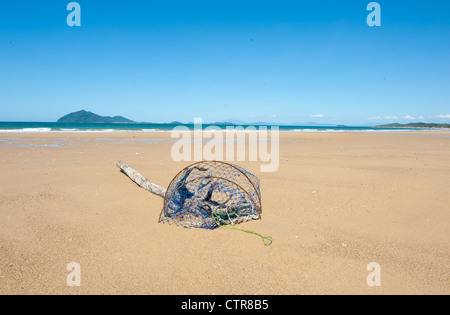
(0, 122, 420, 133)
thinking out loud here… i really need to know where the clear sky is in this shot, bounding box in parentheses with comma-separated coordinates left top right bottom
(1, 0, 449, 124)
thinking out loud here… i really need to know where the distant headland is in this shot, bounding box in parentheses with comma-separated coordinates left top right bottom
(377, 122, 450, 129)
(57, 110, 134, 123)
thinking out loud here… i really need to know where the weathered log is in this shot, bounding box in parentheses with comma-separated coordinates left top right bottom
(116, 161, 167, 198)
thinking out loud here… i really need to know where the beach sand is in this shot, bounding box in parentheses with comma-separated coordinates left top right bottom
(0, 131, 449, 295)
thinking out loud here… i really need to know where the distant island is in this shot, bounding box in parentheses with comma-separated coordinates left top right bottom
(57, 110, 134, 123)
(377, 122, 450, 129)
(54, 112, 450, 128)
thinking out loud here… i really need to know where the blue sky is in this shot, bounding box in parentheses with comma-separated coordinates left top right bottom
(0, 0, 449, 124)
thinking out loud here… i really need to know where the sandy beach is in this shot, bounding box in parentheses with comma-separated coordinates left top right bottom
(0, 131, 449, 295)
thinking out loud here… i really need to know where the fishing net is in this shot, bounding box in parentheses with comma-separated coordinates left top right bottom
(159, 161, 262, 231)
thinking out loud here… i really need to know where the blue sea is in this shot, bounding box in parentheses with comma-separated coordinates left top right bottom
(0, 121, 422, 133)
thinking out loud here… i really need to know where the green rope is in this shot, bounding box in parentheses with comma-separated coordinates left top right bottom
(212, 210, 273, 246)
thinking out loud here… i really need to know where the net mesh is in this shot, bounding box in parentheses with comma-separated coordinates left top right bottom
(159, 161, 262, 229)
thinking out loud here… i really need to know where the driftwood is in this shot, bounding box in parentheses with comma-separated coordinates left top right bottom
(116, 161, 167, 198)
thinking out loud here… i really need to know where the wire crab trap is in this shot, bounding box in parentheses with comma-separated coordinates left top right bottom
(117, 160, 272, 245)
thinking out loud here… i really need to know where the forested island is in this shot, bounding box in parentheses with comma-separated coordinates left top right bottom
(57, 110, 134, 123)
